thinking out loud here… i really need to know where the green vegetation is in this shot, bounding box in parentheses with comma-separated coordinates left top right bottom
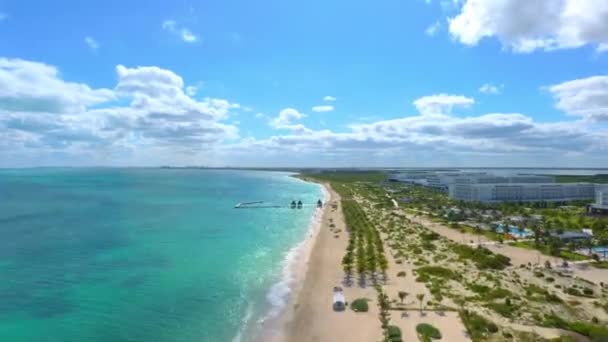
(565, 286, 594, 298)
(452, 244, 511, 270)
(524, 284, 563, 303)
(486, 302, 516, 318)
(351, 298, 369, 312)
(303, 171, 608, 341)
(415, 266, 456, 279)
(301, 170, 387, 184)
(542, 313, 608, 340)
(377, 286, 392, 341)
(387, 325, 402, 342)
(340, 196, 388, 284)
(460, 310, 499, 340)
(303, 171, 395, 337)
(469, 284, 512, 301)
(416, 323, 442, 341)
(554, 174, 608, 184)
(398, 291, 408, 304)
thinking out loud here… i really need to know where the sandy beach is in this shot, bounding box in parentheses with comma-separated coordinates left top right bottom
(267, 184, 472, 342)
(276, 183, 382, 342)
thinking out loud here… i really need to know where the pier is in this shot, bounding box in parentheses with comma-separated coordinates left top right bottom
(234, 199, 323, 209)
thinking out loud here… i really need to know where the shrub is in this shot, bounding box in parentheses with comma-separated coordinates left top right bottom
(461, 310, 499, 339)
(421, 241, 436, 251)
(420, 231, 440, 241)
(387, 325, 402, 342)
(351, 298, 369, 312)
(416, 323, 442, 341)
(582, 288, 594, 296)
(453, 245, 511, 270)
(415, 266, 456, 279)
(469, 283, 490, 294)
(397, 271, 406, 277)
(545, 277, 555, 283)
(486, 302, 516, 318)
(566, 287, 583, 297)
(545, 292, 563, 303)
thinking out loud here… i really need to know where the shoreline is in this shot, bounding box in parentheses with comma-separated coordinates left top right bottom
(278, 181, 382, 342)
(248, 179, 330, 342)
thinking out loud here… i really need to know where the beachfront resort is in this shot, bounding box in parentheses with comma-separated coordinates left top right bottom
(292, 170, 608, 342)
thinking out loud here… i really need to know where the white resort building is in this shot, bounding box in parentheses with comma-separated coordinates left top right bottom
(449, 183, 596, 203)
(589, 186, 608, 214)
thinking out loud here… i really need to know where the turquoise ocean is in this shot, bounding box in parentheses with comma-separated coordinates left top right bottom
(0, 168, 323, 342)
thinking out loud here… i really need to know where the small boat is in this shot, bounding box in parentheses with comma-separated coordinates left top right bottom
(297, 200, 303, 209)
(290, 200, 296, 208)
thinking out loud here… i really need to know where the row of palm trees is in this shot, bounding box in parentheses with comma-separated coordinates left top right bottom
(341, 199, 388, 285)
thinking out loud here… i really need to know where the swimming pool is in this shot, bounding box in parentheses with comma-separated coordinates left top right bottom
(592, 247, 608, 255)
(496, 224, 533, 238)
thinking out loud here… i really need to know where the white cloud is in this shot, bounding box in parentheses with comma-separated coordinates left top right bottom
(271, 108, 305, 127)
(270, 108, 312, 134)
(449, 0, 608, 53)
(479, 83, 502, 94)
(1, 59, 608, 167)
(323, 96, 336, 102)
(181, 29, 198, 43)
(413, 93, 475, 115)
(225, 92, 606, 164)
(162, 20, 199, 43)
(425, 21, 441, 36)
(0, 58, 114, 113)
(312, 105, 334, 112)
(84, 36, 99, 51)
(225, 108, 606, 165)
(548, 75, 608, 122)
(0, 58, 240, 160)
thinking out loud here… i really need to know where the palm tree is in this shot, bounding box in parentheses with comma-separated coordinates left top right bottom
(416, 293, 425, 312)
(531, 223, 541, 247)
(474, 225, 482, 245)
(582, 238, 594, 256)
(548, 237, 562, 257)
(398, 291, 409, 305)
(517, 224, 526, 239)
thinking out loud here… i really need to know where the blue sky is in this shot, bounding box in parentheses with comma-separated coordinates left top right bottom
(0, 0, 607, 167)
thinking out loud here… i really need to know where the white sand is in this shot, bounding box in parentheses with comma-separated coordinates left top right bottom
(279, 184, 382, 342)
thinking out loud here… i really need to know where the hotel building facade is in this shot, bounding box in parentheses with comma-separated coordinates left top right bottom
(449, 182, 596, 203)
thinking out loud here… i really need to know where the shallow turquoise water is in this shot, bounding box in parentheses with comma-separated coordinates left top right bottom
(0, 168, 322, 342)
